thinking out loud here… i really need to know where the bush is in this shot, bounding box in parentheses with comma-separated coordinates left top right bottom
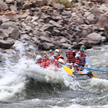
(52, 0, 72, 8)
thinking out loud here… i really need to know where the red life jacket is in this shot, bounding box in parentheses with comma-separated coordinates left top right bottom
(42, 59, 50, 68)
(35, 59, 42, 65)
(53, 56, 64, 67)
(76, 52, 87, 66)
(66, 50, 75, 63)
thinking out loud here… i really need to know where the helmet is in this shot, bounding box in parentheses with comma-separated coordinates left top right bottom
(49, 49, 53, 53)
(53, 53, 59, 56)
(68, 47, 72, 49)
(80, 48, 84, 52)
(55, 49, 59, 53)
(36, 55, 42, 60)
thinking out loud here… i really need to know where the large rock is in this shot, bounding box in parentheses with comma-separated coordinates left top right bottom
(0, 40, 14, 49)
(38, 42, 55, 50)
(33, 31, 51, 37)
(86, 32, 106, 44)
(40, 24, 54, 33)
(98, 14, 108, 29)
(78, 39, 92, 49)
(0, 2, 8, 10)
(6, 0, 14, 4)
(61, 43, 72, 49)
(33, 0, 48, 7)
(0, 29, 8, 39)
(49, 20, 62, 28)
(23, 1, 32, 10)
(0, 23, 20, 39)
(53, 3, 65, 11)
(39, 36, 51, 43)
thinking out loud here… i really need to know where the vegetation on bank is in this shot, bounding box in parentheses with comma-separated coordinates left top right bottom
(52, 0, 77, 8)
(51, 0, 106, 8)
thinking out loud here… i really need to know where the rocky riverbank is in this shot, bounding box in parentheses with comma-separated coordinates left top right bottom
(0, 0, 108, 54)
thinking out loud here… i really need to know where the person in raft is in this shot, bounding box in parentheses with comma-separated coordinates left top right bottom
(65, 47, 76, 69)
(42, 49, 54, 68)
(55, 49, 60, 56)
(53, 52, 64, 68)
(35, 55, 42, 66)
(42, 54, 50, 68)
(43, 49, 64, 68)
(75, 47, 88, 71)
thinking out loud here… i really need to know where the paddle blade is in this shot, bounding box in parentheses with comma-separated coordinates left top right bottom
(91, 72, 98, 78)
(62, 65, 73, 75)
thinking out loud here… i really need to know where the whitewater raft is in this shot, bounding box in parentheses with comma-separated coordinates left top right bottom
(23, 64, 65, 83)
(23, 63, 92, 83)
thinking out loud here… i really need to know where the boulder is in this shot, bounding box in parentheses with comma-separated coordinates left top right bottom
(78, 39, 92, 49)
(86, 32, 106, 44)
(33, 0, 48, 7)
(53, 3, 65, 11)
(49, 20, 62, 28)
(40, 24, 54, 33)
(23, 1, 32, 10)
(0, 40, 14, 49)
(32, 37, 40, 44)
(38, 42, 55, 50)
(20, 34, 31, 41)
(5, 0, 14, 4)
(97, 14, 108, 29)
(61, 43, 72, 49)
(0, 2, 8, 10)
(0, 23, 20, 39)
(39, 36, 51, 43)
(4, 11, 16, 16)
(0, 29, 8, 39)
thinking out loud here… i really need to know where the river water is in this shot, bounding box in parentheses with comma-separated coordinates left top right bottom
(0, 45, 108, 108)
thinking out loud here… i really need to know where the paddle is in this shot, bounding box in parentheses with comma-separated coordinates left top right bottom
(46, 52, 73, 75)
(79, 57, 98, 78)
(80, 66, 108, 73)
(0, 60, 16, 64)
(0, 60, 6, 63)
(64, 64, 108, 73)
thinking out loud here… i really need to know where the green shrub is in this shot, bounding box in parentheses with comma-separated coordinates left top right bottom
(53, 0, 72, 8)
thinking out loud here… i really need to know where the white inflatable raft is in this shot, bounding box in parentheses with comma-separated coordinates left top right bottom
(23, 64, 65, 83)
(22, 62, 92, 83)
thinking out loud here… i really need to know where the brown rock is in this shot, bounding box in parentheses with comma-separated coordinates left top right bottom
(53, 3, 65, 11)
(6, 0, 14, 4)
(40, 24, 54, 33)
(23, 1, 32, 10)
(86, 32, 106, 44)
(4, 11, 16, 16)
(0, 29, 8, 39)
(0, 40, 14, 49)
(0, 2, 8, 10)
(0, 23, 20, 40)
(33, 0, 48, 7)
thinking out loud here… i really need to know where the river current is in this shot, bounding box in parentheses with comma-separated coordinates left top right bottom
(0, 45, 108, 108)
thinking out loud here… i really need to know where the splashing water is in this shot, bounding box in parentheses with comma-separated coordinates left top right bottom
(0, 45, 108, 108)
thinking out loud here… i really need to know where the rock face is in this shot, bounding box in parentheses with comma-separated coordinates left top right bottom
(0, 0, 108, 53)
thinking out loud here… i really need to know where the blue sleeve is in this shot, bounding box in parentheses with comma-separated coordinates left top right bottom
(75, 53, 79, 58)
(85, 56, 89, 65)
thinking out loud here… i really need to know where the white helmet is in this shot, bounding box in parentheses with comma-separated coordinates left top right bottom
(55, 49, 59, 53)
(36, 55, 42, 60)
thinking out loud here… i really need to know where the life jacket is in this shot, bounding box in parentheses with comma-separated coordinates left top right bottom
(42, 59, 50, 68)
(76, 52, 87, 66)
(66, 50, 75, 63)
(35, 58, 42, 65)
(53, 56, 64, 67)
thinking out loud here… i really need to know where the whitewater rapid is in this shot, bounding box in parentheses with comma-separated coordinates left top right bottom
(0, 45, 108, 108)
